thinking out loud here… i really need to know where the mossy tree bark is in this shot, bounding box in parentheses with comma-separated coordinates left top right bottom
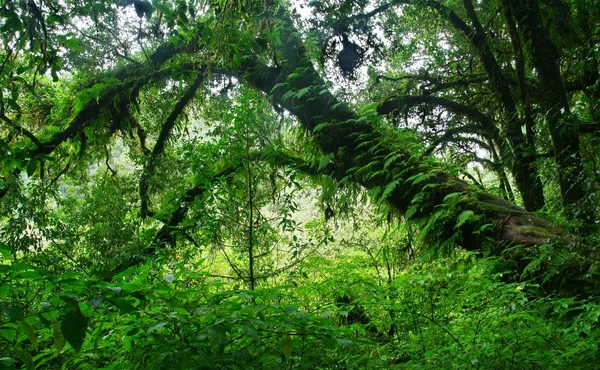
(505, 0, 594, 222)
(241, 8, 562, 250)
(8, 4, 589, 291)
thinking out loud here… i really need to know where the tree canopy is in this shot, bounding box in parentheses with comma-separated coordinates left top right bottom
(1, 0, 600, 368)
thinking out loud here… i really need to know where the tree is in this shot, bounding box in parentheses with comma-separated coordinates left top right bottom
(3, 1, 600, 368)
(0, 0, 597, 285)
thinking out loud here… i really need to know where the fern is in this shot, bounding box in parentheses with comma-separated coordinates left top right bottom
(381, 179, 400, 200)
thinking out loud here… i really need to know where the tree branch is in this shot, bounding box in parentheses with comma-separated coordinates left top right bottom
(139, 71, 205, 218)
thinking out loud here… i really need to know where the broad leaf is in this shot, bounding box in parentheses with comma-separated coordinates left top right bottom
(61, 309, 88, 352)
(281, 333, 292, 361)
(53, 321, 66, 352)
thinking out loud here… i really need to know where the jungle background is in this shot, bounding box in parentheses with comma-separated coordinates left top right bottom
(1, 0, 600, 368)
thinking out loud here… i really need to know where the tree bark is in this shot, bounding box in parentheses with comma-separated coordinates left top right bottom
(241, 8, 562, 250)
(459, 0, 545, 211)
(506, 0, 594, 222)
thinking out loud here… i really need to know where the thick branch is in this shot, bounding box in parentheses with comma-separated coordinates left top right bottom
(148, 147, 323, 245)
(378, 95, 496, 130)
(0, 111, 44, 148)
(139, 71, 205, 218)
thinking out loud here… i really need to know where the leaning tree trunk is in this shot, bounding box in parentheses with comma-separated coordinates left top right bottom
(237, 8, 599, 295)
(10, 5, 591, 293)
(241, 8, 561, 250)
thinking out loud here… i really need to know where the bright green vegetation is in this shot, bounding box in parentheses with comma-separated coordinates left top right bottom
(1, 0, 600, 369)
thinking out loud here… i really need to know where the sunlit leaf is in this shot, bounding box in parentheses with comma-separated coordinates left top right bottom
(281, 333, 292, 361)
(53, 321, 66, 352)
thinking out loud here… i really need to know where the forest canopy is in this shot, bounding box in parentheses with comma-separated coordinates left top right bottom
(1, 0, 600, 368)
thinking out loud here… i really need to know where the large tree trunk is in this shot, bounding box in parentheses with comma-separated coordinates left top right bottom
(506, 0, 594, 222)
(241, 8, 561, 249)
(11, 4, 590, 292)
(459, 0, 545, 212)
(237, 8, 596, 295)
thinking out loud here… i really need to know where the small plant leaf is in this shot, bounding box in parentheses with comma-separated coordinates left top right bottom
(281, 333, 292, 361)
(21, 321, 37, 349)
(13, 347, 34, 370)
(53, 321, 66, 352)
(61, 309, 88, 352)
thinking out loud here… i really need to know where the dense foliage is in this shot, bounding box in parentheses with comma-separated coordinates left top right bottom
(1, 0, 600, 368)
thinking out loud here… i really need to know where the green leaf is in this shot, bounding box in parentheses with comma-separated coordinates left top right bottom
(126, 327, 141, 336)
(318, 153, 334, 171)
(381, 179, 400, 200)
(21, 321, 37, 349)
(113, 298, 137, 314)
(65, 37, 80, 50)
(1, 17, 23, 33)
(61, 309, 88, 352)
(0, 242, 13, 259)
(443, 192, 463, 202)
(1, 303, 24, 322)
(295, 87, 312, 98)
(242, 325, 258, 340)
(208, 326, 227, 355)
(404, 206, 417, 220)
(281, 333, 292, 361)
(146, 321, 167, 334)
(456, 210, 477, 229)
(407, 172, 434, 185)
(312, 122, 330, 133)
(14, 270, 42, 280)
(13, 347, 34, 370)
(53, 321, 66, 352)
(384, 153, 403, 169)
(269, 82, 289, 93)
(0, 328, 16, 342)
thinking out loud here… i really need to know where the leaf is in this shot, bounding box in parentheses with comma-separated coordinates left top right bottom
(318, 153, 334, 171)
(405, 205, 418, 220)
(126, 327, 140, 336)
(26, 159, 38, 177)
(21, 321, 37, 349)
(456, 210, 477, 229)
(53, 321, 66, 352)
(443, 192, 463, 202)
(1, 303, 24, 321)
(88, 294, 103, 309)
(269, 82, 289, 93)
(60, 296, 80, 311)
(407, 172, 434, 185)
(163, 273, 175, 283)
(384, 153, 403, 169)
(65, 37, 80, 50)
(0, 328, 16, 342)
(242, 325, 258, 340)
(61, 309, 88, 352)
(13, 347, 34, 370)
(0, 242, 13, 259)
(1, 17, 23, 33)
(381, 179, 400, 200)
(208, 326, 227, 355)
(146, 321, 167, 334)
(312, 122, 330, 133)
(113, 298, 137, 314)
(295, 87, 312, 98)
(281, 333, 292, 361)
